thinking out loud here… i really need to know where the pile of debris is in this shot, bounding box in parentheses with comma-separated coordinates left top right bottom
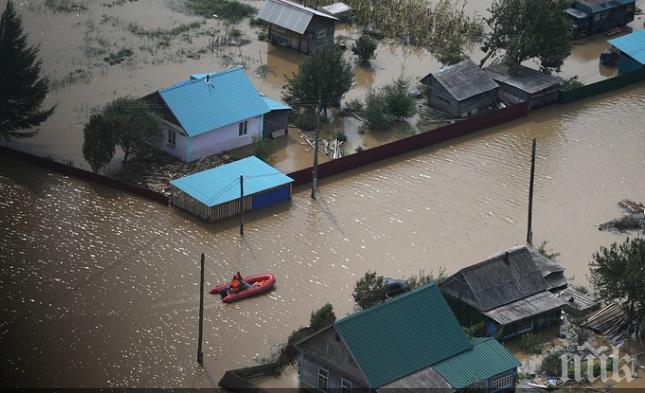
(582, 302, 629, 342)
(298, 131, 345, 159)
(599, 199, 645, 232)
(120, 152, 232, 195)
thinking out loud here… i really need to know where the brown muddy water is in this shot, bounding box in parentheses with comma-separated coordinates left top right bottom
(2, 80, 645, 386)
(2, 0, 645, 388)
(2, 0, 644, 170)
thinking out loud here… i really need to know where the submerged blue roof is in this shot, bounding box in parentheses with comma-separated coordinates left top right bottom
(170, 156, 293, 207)
(609, 29, 645, 65)
(262, 96, 291, 111)
(159, 67, 270, 137)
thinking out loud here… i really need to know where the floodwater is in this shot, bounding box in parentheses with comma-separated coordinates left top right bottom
(3, 0, 645, 388)
(3, 79, 645, 386)
(3, 0, 644, 170)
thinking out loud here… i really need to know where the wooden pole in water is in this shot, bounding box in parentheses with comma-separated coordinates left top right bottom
(240, 175, 244, 236)
(197, 253, 205, 366)
(527, 138, 536, 245)
(311, 96, 321, 200)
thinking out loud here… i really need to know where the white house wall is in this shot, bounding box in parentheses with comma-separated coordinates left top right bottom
(187, 115, 263, 162)
(159, 120, 189, 162)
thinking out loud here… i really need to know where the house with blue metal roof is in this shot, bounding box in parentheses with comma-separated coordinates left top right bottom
(169, 156, 294, 222)
(565, 0, 635, 37)
(608, 29, 645, 75)
(295, 283, 520, 392)
(142, 67, 290, 162)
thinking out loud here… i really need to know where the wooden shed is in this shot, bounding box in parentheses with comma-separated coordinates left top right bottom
(421, 59, 499, 118)
(257, 0, 338, 54)
(484, 63, 563, 109)
(169, 156, 293, 223)
(261, 96, 291, 138)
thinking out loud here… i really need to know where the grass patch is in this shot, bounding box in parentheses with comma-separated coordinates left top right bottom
(127, 21, 203, 39)
(45, 0, 87, 13)
(51, 69, 93, 90)
(186, 0, 256, 22)
(104, 48, 133, 65)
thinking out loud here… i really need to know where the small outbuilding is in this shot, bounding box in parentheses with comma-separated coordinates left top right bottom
(485, 63, 563, 109)
(608, 29, 645, 75)
(565, 0, 635, 37)
(439, 246, 564, 340)
(261, 96, 291, 138)
(421, 59, 499, 118)
(257, 0, 338, 54)
(320, 2, 352, 21)
(169, 156, 293, 222)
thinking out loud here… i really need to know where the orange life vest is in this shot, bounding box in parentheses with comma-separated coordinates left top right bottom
(231, 277, 240, 290)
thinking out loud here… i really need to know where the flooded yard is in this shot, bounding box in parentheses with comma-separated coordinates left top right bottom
(2, 80, 645, 386)
(3, 0, 644, 172)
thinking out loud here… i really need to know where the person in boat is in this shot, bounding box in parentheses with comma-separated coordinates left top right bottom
(235, 271, 251, 290)
(228, 272, 251, 295)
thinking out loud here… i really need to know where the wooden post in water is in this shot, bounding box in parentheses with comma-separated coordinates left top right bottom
(197, 253, 205, 366)
(240, 175, 244, 236)
(527, 138, 536, 245)
(311, 97, 321, 200)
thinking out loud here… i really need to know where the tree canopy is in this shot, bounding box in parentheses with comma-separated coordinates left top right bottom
(352, 34, 377, 66)
(0, 0, 55, 139)
(283, 44, 353, 117)
(590, 238, 645, 336)
(480, 0, 572, 72)
(83, 113, 116, 173)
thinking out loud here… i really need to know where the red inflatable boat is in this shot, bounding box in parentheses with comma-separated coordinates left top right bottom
(209, 273, 276, 303)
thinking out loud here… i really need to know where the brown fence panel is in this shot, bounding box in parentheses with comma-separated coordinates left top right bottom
(560, 69, 645, 104)
(288, 102, 529, 186)
(0, 145, 169, 204)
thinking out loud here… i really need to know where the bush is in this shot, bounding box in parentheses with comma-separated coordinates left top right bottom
(562, 76, 584, 91)
(186, 0, 255, 22)
(364, 90, 393, 130)
(310, 303, 335, 330)
(294, 109, 317, 131)
(384, 77, 416, 120)
(541, 351, 565, 377)
(353, 271, 386, 310)
(519, 332, 542, 354)
(537, 240, 561, 260)
(344, 98, 364, 114)
(352, 34, 377, 65)
(463, 321, 486, 337)
(406, 268, 446, 289)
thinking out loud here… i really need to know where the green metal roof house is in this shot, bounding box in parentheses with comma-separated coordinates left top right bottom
(142, 67, 290, 162)
(295, 284, 520, 392)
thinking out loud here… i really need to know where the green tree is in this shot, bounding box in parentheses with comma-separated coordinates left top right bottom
(283, 44, 353, 118)
(309, 303, 336, 330)
(434, 38, 466, 66)
(102, 97, 163, 163)
(480, 0, 572, 72)
(82, 113, 115, 173)
(590, 238, 645, 335)
(353, 271, 386, 309)
(406, 268, 446, 289)
(352, 34, 377, 66)
(0, 0, 55, 139)
(364, 89, 393, 131)
(536, 240, 561, 260)
(384, 77, 416, 120)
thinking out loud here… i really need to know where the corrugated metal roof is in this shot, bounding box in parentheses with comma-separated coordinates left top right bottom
(379, 365, 455, 392)
(321, 2, 352, 15)
(159, 67, 270, 137)
(262, 96, 291, 111)
(334, 284, 473, 387)
(609, 29, 645, 65)
(433, 338, 520, 389)
(257, 0, 337, 34)
(425, 59, 499, 101)
(169, 156, 293, 207)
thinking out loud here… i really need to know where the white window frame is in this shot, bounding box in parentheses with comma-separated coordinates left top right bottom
(167, 129, 176, 147)
(317, 367, 329, 392)
(490, 372, 514, 391)
(239, 121, 248, 136)
(341, 377, 353, 393)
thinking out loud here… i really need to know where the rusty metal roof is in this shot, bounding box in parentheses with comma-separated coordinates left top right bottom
(257, 0, 337, 34)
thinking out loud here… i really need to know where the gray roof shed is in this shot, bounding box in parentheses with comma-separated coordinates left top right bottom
(423, 59, 499, 102)
(485, 63, 563, 95)
(258, 0, 338, 34)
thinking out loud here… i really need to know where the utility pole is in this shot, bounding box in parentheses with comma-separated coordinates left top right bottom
(197, 253, 205, 366)
(240, 175, 244, 236)
(527, 138, 536, 245)
(311, 96, 322, 200)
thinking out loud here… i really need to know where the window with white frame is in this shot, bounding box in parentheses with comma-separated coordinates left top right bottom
(317, 368, 329, 392)
(490, 372, 514, 391)
(239, 121, 248, 136)
(167, 129, 176, 147)
(341, 377, 353, 393)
